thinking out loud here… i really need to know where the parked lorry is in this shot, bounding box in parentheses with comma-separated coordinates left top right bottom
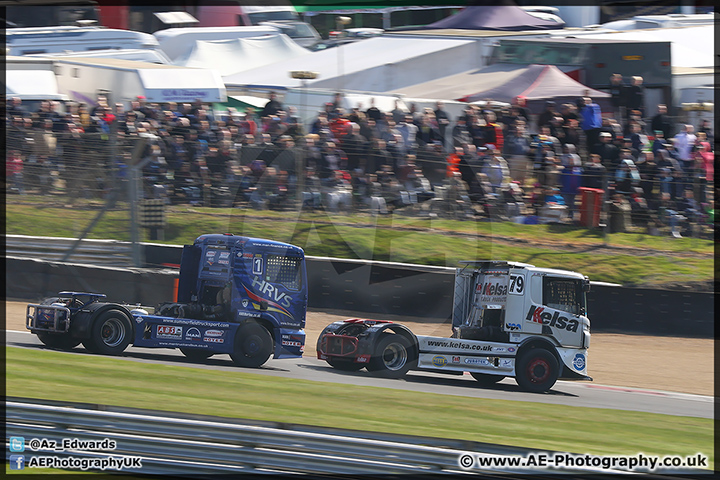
(317, 261, 591, 392)
(26, 234, 307, 367)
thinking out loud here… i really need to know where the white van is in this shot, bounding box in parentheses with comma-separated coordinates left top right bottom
(6, 26, 160, 56)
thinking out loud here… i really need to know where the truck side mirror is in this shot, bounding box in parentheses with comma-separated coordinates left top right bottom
(582, 279, 591, 292)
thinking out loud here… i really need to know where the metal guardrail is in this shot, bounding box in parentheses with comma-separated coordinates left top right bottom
(5, 399, 641, 476)
(6, 235, 133, 267)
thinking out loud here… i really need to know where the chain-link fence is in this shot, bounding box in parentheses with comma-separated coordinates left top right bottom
(4, 120, 714, 242)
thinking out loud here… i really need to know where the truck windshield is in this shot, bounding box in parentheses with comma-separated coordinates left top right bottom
(543, 277, 585, 315)
(265, 254, 302, 291)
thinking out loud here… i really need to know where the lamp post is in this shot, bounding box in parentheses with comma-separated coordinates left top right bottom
(335, 16, 351, 93)
(290, 70, 319, 210)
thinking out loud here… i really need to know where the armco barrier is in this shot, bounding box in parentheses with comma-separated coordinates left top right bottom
(8, 398, 680, 476)
(6, 244, 713, 337)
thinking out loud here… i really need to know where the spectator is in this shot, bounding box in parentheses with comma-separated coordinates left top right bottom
(503, 121, 531, 183)
(482, 150, 509, 194)
(537, 100, 559, 132)
(433, 101, 450, 145)
(592, 131, 620, 173)
(560, 144, 582, 219)
(580, 97, 603, 154)
(261, 91, 283, 118)
(697, 119, 713, 147)
(583, 154, 606, 191)
(674, 124, 697, 173)
(625, 76, 645, 120)
(609, 73, 626, 120)
(539, 187, 568, 224)
(650, 104, 673, 140)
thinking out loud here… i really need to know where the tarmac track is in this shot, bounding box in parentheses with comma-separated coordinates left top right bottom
(6, 330, 712, 419)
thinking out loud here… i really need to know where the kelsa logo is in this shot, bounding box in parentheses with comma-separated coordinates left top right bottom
(526, 306, 580, 332)
(477, 282, 508, 296)
(432, 356, 448, 367)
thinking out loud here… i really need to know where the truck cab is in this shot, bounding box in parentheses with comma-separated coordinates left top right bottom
(317, 260, 591, 392)
(27, 234, 307, 368)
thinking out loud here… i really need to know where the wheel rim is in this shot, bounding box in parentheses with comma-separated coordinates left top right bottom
(244, 335, 262, 356)
(526, 357, 551, 384)
(100, 318, 125, 347)
(382, 343, 407, 371)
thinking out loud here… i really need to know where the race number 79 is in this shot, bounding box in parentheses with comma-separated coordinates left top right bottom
(509, 274, 524, 294)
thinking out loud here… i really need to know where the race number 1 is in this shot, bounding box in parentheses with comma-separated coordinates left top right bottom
(252, 256, 263, 275)
(509, 274, 525, 294)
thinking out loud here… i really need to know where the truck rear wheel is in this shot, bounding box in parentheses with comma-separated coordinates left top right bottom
(180, 348, 213, 361)
(327, 358, 364, 371)
(470, 372, 505, 386)
(89, 310, 132, 355)
(515, 348, 559, 393)
(37, 332, 81, 351)
(230, 322, 272, 368)
(367, 334, 412, 378)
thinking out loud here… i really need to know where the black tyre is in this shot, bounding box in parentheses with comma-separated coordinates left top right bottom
(367, 334, 413, 378)
(230, 322, 273, 368)
(327, 357, 365, 372)
(37, 332, 81, 350)
(180, 348, 214, 361)
(515, 348, 559, 393)
(470, 372, 505, 386)
(81, 338, 100, 353)
(89, 310, 132, 355)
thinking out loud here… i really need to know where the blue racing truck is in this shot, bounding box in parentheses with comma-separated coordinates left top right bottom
(26, 234, 307, 367)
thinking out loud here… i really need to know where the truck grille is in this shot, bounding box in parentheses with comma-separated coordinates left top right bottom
(319, 334, 358, 356)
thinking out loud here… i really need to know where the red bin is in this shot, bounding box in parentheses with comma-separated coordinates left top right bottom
(578, 187, 604, 228)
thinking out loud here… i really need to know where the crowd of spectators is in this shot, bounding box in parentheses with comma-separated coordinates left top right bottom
(4, 76, 715, 237)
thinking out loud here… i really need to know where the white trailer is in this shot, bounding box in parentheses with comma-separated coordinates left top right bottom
(52, 57, 226, 108)
(6, 26, 160, 56)
(5, 56, 69, 111)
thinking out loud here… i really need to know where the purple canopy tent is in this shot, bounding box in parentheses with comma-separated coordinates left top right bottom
(424, 5, 563, 31)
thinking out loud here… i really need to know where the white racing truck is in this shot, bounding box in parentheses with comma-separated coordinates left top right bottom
(317, 261, 592, 392)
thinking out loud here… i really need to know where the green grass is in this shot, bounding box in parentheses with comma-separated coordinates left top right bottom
(5, 347, 713, 470)
(5, 201, 713, 287)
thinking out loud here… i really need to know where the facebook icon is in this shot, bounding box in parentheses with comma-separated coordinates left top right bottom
(9, 455, 25, 470)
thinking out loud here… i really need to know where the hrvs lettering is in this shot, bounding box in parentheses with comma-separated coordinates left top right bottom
(526, 305, 579, 332)
(251, 276, 292, 308)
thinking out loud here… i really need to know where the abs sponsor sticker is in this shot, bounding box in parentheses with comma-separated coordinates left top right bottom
(432, 356, 448, 367)
(156, 325, 182, 339)
(451, 356, 461, 363)
(572, 353, 586, 371)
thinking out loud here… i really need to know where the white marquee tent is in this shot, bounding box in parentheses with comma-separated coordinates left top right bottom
(173, 34, 311, 77)
(223, 36, 483, 93)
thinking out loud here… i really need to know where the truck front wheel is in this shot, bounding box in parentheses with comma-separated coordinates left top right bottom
(367, 334, 413, 378)
(230, 322, 272, 368)
(37, 332, 81, 350)
(88, 310, 132, 355)
(515, 348, 559, 393)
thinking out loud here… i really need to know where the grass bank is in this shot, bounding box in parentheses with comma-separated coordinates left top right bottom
(5, 201, 713, 287)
